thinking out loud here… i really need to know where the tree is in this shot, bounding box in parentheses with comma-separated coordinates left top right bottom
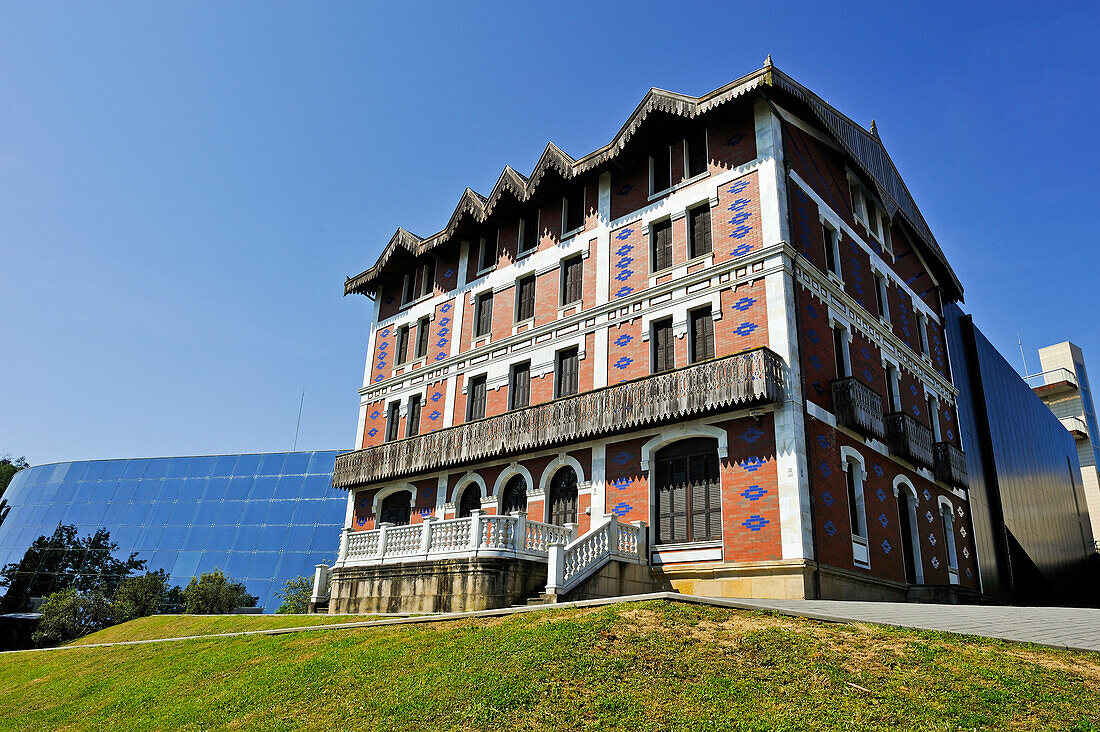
(112, 570, 171, 623)
(275, 575, 313, 614)
(0, 525, 146, 612)
(181, 570, 256, 614)
(0, 456, 29, 497)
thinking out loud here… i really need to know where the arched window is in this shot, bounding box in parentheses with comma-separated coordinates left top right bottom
(501, 474, 528, 514)
(654, 437, 721, 545)
(548, 467, 578, 526)
(843, 456, 868, 539)
(940, 500, 959, 582)
(379, 491, 412, 526)
(457, 485, 481, 518)
(894, 478, 924, 584)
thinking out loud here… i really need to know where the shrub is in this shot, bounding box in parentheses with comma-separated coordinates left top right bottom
(181, 570, 256, 614)
(275, 575, 313, 614)
(31, 589, 111, 644)
(112, 571, 170, 623)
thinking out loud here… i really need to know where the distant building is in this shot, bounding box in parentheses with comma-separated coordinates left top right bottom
(325, 61, 983, 614)
(1028, 342, 1100, 550)
(0, 451, 344, 612)
(946, 310, 1096, 605)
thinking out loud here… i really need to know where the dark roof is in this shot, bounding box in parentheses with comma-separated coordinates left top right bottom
(345, 62, 963, 300)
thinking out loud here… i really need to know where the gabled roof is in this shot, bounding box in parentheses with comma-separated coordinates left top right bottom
(345, 61, 963, 300)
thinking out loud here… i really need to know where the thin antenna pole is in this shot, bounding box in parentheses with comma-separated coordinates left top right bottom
(1018, 332, 1030, 377)
(292, 388, 305, 451)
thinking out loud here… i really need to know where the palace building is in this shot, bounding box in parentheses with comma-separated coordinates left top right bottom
(321, 60, 982, 613)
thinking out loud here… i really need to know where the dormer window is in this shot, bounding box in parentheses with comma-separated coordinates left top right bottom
(417, 259, 434, 300)
(400, 273, 416, 306)
(650, 146, 672, 194)
(518, 215, 539, 256)
(685, 130, 708, 179)
(476, 233, 497, 273)
(849, 177, 893, 256)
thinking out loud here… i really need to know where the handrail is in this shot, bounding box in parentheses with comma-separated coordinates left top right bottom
(545, 517, 648, 596)
(831, 377, 886, 440)
(885, 412, 934, 469)
(1024, 368, 1077, 389)
(333, 347, 784, 488)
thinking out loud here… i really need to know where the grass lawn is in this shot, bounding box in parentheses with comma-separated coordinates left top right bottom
(3, 600, 1098, 731)
(64, 613, 377, 646)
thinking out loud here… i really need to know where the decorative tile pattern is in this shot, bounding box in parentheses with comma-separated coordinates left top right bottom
(925, 510, 934, 523)
(930, 556, 940, 568)
(881, 539, 892, 554)
(819, 462, 832, 478)
(733, 296, 756, 312)
(734, 322, 758, 337)
(617, 184, 634, 196)
(822, 490, 834, 507)
(428, 410, 441, 422)
(824, 520, 837, 537)
(873, 463, 884, 477)
(742, 515, 770, 532)
(611, 477, 630, 491)
(367, 427, 378, 438)
(876, 487, 887, 502)
(928, 533, 938, 546)
(613, 451, 632, 467)
(741, 485, 768, 501)
(878, 513, 889, 528)
(740, 427, 764, 444)
(614, 333, 633, 347)
(923, 488, 932, 502)
(816, 434, 831, 450)
(430, 392, 443, 403)
(611, 502, 632, 517)
(740, 457, 765, 472)
(613, 356, 634, 370)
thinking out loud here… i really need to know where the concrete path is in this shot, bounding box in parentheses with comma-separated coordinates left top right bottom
(6, 592, 1099, 655)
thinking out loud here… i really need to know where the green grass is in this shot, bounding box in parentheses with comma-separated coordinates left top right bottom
(3, 600, 1099, 731)
(64, 613, 378, 646)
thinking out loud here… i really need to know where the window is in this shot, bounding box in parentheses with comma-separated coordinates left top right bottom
(688, 203, 712, 258)
(519, 215, 539, 255)
(833, 326, 851, 378)
(822, 222, 841, 278)
(548, 467, 578, 526)
(561, 255, 583, 306)
(555, 347, 579, 398)
(395, 325, 410, 366)
(651, 218, 673, 271)
(379, 491, 411, 526)
(515, 275, 536, 322)
(509, 361, 531, 410)
(400, 273, 416, 306)
(385, 401, 400, 442)
(501, 474, 528, 514)
(685, 130, 708, 179)
(417, 259, 435, 300)
(406, 395, 422, 437)
(897, 487, 920, 583)
(849, 180, 867, 225)
(845, 458, 867, 539)
(941, 503, 959, 575)
(474, 292, 493, 338)
(927, 395, 941, 441)
(476, 234, 496, 273)
(415, 316, 430, 359)
(467, 375, 487, 421)
(917, 313, 931, 357)
(875, 273, 890, 322)
(689, 309, 714, 363)
(652, 318, 675, 373)
(885, 364, 902, 412)
(563, 188, 584, 234)
(457, 485, 481, 518)
(650, 147, 671, 194)
(655, 438, 721, 545)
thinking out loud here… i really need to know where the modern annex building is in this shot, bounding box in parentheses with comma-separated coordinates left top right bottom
(323, 60, 982, 613)
(946, 309, 1096, 605)
(0, 451, 344, 612)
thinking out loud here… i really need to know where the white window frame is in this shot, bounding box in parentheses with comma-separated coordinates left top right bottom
(822, 219, 843, 282)
(926, 392, 942, 442)
(874, 270, 891, 324)
(840, 446, 870, 567)
(884, 360, 903, 413)
(893, 476, 925, 584)
(938, 496, 959, 583)
(517, 213, 539, 257)
(831, 319, 852, 378)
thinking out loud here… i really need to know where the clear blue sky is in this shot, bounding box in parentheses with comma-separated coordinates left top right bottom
(2, 2, 1097, 466)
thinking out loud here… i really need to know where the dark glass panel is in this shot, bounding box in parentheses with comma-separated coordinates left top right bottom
(274, 476, 306, 500)
(191, 500, 222, 526)
(165, 457, 195, 479)
(281, 452, 310, 476)
(187, 456, 216, 478)
(233, 454, 262, 476)
(258, 525, 288, 552)
(210, 455, 238, 478)
(159, 526, 188, 552)
(240, 502, 269, 526)
(167, 502, 199, 526)
(142, 458, 170, 479)
(226, 475, 258, 501)
(181, 524, 213, 552)
(307, 451, 338, 475)
(247, 476, 278, 501)
(171, 551, 203, 580)
(223, 551, 253, 578)
(286, 524, 317, 550)
(81, 461, 108, 482)
(290, 500, 324, 525)
(258, 453, 287, 476)
(62, 462, 89, 482)
(199, 477, 229, 502)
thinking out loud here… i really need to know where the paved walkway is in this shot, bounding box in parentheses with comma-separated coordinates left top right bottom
(7, 592, 1099, 654)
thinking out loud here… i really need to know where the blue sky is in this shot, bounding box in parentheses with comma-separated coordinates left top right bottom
(2, 2, 1097, 465)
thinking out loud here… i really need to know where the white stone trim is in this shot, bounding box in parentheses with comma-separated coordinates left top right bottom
(371, 483, 418, 514)
(639, 424, 729, 473)
(892, 475, 924, 584)
(538, 453, 587, 493)
(451, 472, 488, 503)
(492, 463, 536, 498)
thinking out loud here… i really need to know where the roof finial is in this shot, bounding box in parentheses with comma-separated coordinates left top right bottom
(869, 119, 879, 138)
(764, 54, 773, 67)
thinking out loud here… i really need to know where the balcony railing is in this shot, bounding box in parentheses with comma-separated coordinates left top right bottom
(885, 412, 934, 469)
(1023, 367, 1077, 390)
(831, 377, 886, 440)
(933, 442, 968, 489)
(337, 511, 575, 566)
(334, 347, 784, 488)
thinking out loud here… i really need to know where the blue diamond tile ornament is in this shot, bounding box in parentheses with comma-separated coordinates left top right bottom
(743, 515, 770, 532)
(729, 211, 752, 226)
(730, 228, 754, 243)
(612, 477, 630, 491)
(612, 502, 632, 517)
(817, 434, 830, 450)
(882, 540, 892, 554)
(740, 427, 763, 443)
(733, 297, 756, 312)
(725, 133, 745, 147)
(876, 487, 887, 502)
(873, 464, 884, 477)
(431, 392, 442, 402)
(728, 181, 749, 194)
(615, 256, 634, 269)
(926, 510, 934, 523)
(735, 322, 758, 337)
(440, 302, 451, 312)
(879, 513, 889, 528)
(614, 333, 633, 347)
(434, 353, 446, 361)
(931, 556, 940, 568)
(613, 356, 634, 370)
(615, 243, 634, 256)
(614, 269, 634, 282)
(741, 457, 765, 472)
(379, 328, 390, 338)
(615, 286, 634, 298)
(822, 490, 834, 507)
(824, 520, 837, 537)
(443, 268, 455, 278)
(615, 228, 634, 241)
(370, 411, 380, 420)
(819, 463, 832, 478)
(429, 410, 441, 421)
(617, 184, 634, 196)
(923, 488, 932, 502)
(367, 428, 378, 437)
(928, 533, 937, 546)
(728, 198, 750, 212)
(741, 485, 767, 501)
(614, 451, 631, 466)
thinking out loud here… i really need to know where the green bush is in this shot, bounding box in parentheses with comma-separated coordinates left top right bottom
(112, 571, 170, 623)
(275, 575, 313, 614)
(181, 570, 255, 614)
(31, 589, 111, 644)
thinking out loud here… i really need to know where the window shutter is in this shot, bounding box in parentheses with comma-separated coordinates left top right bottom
(702, 312, 714, 360)
(653, 220, 672, 271)
(654, 319, 674, 373)
(396, 327, 410, 365)
(690, 205, 711, 257)
(477, 294, 493, 337)
(563, 257, 582, 304)
(511, 363, 530, 409)
(407, 396, 421, 437)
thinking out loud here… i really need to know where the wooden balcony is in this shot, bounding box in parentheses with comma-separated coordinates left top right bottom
(831, 377, 886, 440)
(885, 412, 934, 469)
(333, 347, 785, 489)
(933, 442, 969, 489)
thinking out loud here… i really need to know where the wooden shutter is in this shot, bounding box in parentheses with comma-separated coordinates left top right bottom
(652, 219, 672, 271)
(691, 310, 714, 362)
(549, 468, 578, 526)
(557, 348, 578, 397)
(385, 402, 400, 442)
(476, 293, 493, 337)
(406, 396, 421, 437)
(468, 376, 486, 420)
(654, 319, 674, 373)
(511, 362, 530, 410)
(563, 257, 582, 304)
(416, 317, 430, 358)
(396, 326, 409, 365)
(689, 205, 711, 257)
(517, 276, 535, 321)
